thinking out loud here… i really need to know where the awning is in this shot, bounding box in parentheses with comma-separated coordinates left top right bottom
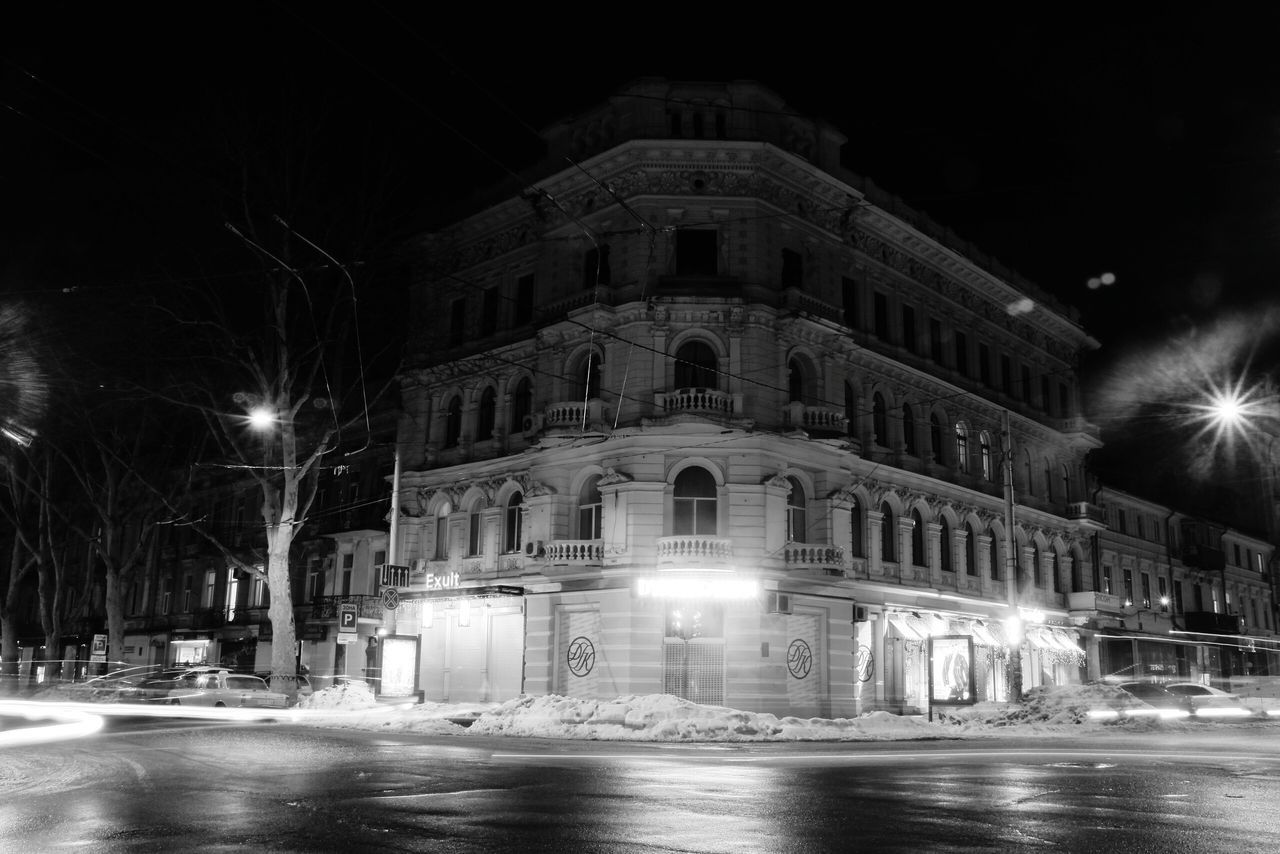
(921, 613, 949, 636)
(970, 622, 1000, 647)
(1026, 627, 1056, 650)
(1050, 628, 1082, 653)
(887, 613, 928, 641)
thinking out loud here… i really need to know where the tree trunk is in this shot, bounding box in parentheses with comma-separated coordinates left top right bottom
(105, 568, 124, 674)
(266, 536, 298, 699)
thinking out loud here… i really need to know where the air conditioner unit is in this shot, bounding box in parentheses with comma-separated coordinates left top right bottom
(524, 540, 546, 557)
(853, 604, 869, 623)
(765, 591, 792, 615)
(522, 413, 544, 436)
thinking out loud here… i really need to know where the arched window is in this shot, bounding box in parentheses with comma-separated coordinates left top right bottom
(1061, 464, 1072, 504)
(786, 476, 807, 542)
(788, 359, 804, 403)
(873, 393, 888, 446)
(1023, 451, 1035, 497)
(849, 499, 864, 559)
(902, 405, 916, 456)
(477, 387, 496, 441)
(510, 377, 533, 434)
(574, 351, 603, 400)
(1044, 459, 1055, 502)
(844, 381, 857, 438)
(979, 431, 993, 481)
(444, 396, 462, 448)
(467, 499, 484, 556)
(674, 341, 719, 390)
(1052, 549, 1062, 593)
(880, 501, 896, 562)
(434, 501, 452, 560)
(1032, 543, 1042, 587)
(911, 508, 926, 566)
(955, 423, 969, 473)
(940, 517, 953, 573)
(504, 492, 524, 553)
(930, 413, 944, 464)
(988, 529, 1000, 580)
(578, 476, 603, 539)
(965, 523, 978, 576)
(1071, 549, 1084, 592)
(673, 467, 717, 535)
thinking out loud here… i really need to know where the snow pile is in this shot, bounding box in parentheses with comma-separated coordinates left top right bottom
(297, 683, 379, 710)
(935, 682, 1149, 730)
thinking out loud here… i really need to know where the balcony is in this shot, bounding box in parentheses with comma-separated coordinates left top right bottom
(656, 388, 738, 418)
(782, 402, 848, 436)
(546, 539, 604, 566)
(311, 594, 384, 621)
(656, 535, 734, 567)
(783, 543, 845, 576)
(543, 399, 611, 433)
(192, 608, 226, 629)
(1183, 610, 1243, 634)
(1183, 544, 1226, 573)
(1067, 590, 1125, 615)
(1066, 501, 1106, 525)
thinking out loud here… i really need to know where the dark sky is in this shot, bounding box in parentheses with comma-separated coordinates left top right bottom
(6, 7, 1280, 452)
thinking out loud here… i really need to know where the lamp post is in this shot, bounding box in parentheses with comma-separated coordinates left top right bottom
(1000, 407, 1023, 701)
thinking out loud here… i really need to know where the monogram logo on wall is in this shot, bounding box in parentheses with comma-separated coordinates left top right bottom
(567, 636, 596, 677)
(787, 639, 813, 679)
(856, 644, 875, 683)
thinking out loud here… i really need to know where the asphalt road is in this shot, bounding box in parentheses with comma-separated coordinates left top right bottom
(3, 716, 1280, 853)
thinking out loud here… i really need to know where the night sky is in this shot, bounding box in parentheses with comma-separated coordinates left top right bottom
(6, 7, 1280, 503)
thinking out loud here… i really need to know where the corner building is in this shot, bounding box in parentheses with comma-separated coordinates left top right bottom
(389, 79, 1104, 717)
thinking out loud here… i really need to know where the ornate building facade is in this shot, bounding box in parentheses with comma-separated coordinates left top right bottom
(384, 79, 1274, 716)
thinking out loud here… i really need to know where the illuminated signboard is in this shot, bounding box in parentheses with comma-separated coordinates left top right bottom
(928, 634, 976, 706)
(636, 576, 759, 600)
(424, 572, 460, 592)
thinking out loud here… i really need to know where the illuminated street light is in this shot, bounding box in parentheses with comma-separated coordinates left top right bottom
(247, 406, 277, 430)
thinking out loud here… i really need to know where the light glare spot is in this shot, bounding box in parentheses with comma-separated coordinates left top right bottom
(1007, 297, 1035, 316)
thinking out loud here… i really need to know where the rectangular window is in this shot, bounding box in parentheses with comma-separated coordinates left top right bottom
(1234, 544, 1241, 566)
(1123, 568, 1134, 606)
(1193, 584, 1204, 612)
(1102, 564, 1113, 595)
(308, 560, 325, 601)
(978, 343, 991, 385)
(1000, 354, 1012, 395)
(1141, 572, 1151, 609)
(873, 292, 889, 339)
(182, 575, 193, 612)
(435, 515, 450, 560)
(955, 332, 968, 376)
(583, 244, 611, 289)
(449, 297, 466, 346)
(1158, 576, 1168, 612)
(1059, 382, 1070, 416)
(225, 569, 239, 621)
(468, 512, 483, 555)
(1117, 509, 1127, 535)
(841, 276, 858, 329)
(160, 581, 172, 615)
(1136, 516, 1145, 539)
(929, 318, 943, 363)
(901, 305, 917, 353)
(781, 248, 803, 288)
(341, 568, 352, 596)
(1041, 377, 1052, 414)
(481, 288, 499, 336)
(1173, 580, 1183, 614)
(675, 229, 718, 276)
(1020, 364, 1031, 402)
(204, 570, 217, 609)
(514, 274, 535, 325)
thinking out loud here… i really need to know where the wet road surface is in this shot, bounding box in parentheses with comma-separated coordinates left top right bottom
(3, 716, 1280, 852)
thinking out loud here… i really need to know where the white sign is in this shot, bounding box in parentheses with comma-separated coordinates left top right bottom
(336, 633, 359, 645)
(90, 633, 107, 662)
(424, 572, 460, 592)
(637, 576, 759, 600)
(338, 603, 358, 633)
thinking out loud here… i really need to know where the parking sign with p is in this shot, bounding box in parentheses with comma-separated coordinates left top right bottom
(338, 602, 357, 633)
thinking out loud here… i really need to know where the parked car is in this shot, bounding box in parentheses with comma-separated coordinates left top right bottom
(255, 672, 314, 698)
(168, 671, 289, 709)
(1163, 682, 1257, 718)
(1114, 681, 1190, 716)
(118, 667, 233, 704)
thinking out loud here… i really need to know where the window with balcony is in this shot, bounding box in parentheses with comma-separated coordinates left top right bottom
(444, 396, 462, 448)
(573, 350, 603, 400)
(788, 359, 804, 403)
(1102, 564, 1113, 595)
(786, 477, 807, 542)
(880, 502, 896, 562)
(308, 560, 324, 601)
(955, 423, 969, 473)
(844, 382, 858, 438)
(341, 553, 354, 595)
(578, 476, 603, 539)
(674, 467, 718, 536)
(979, 432, 993, 481)
(674, 340, 719, 389)
(504, 493, 524, 553)
(675, 229, 718, 276)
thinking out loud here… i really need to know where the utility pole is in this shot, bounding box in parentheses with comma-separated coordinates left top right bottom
(1002, 408, 1023, 701)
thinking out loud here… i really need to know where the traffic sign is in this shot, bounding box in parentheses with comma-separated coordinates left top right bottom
(338, 602, 357, 633)
(381, 587, 399, 611)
